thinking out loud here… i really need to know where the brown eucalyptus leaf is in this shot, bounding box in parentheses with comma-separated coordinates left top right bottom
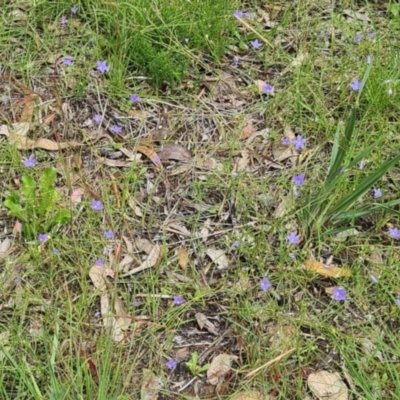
(158, 143, 192, 162)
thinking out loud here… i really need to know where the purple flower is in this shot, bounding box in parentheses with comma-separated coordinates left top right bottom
(282, 137, 291, 146)
(96, 259, 105, 267)
(111, 125, 122, 134)
(132, 298, 141, 306)
(233, 56, 240, 66)
(262, 83, 273, 94)
(38, 233, 48, 243)
(93, 114, 102, 123)
(91, 199, 104, 211)
(332, 287, 346, 301)
(370, 275, 379, 284)
(152, 155, 161, 163)
(350, 78, 361, 91)
(260, 278, 272, 292)
(396, 298, 400, 306)
(373, 188, 382, 198)
(130, 94, 140, 103)
(104, 230, 114, 239)
(292, 135, 307, 150)
(166, 359, 177, 370)
(173, 296, 184, 305)
(287, 232, 300, 245)
(354, 33, 362, 43)
(368, 31, 376, 39)
(71, 6, 78, 14)
(96, 60, 109, 74)
(52, 247, 59, 254)
(14, 277, 22, 284)
(60, 16, 68, 24)
(230, 241, 240, 248)
(22, 154, 36, 168)
(367, 55, 372, 65)
(244, 12, 253, 19)
(292, 173, 305, 186)
(388, 227, 400, 240)
(62, 57, 73, 66)
(233, 10, 243, 18)
(250, 39, 262, 49)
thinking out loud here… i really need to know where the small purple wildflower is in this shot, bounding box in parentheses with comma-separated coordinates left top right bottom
(233, 10, 243, 18)
(233, 56, 240, 66)
(262, 83, 273, 94)
(260, 278, 272, 292)
(354, 33, 362, 43)
(332, 287, 346, 301)
(292, 173, 305, 186)
(368, 31, 376, 39)
(71, 6, 78, 14)
(60, 16, 68, 24)
(358, 160, 366, 169)
(38, 233, 48, 243)
(282, 137, 291, 146)
(132, 298, 141, 306)
(370, 275, 379, 284)
(350, 78, 361, 91)
(230, 241, 240, 248)
(287, 232, 300, 245)
(388, 227, 400, 240)
(250, 39, 262, 49)
(152, 155, 161, 164)
(373, 188, 382, 198)
(396, 298, 400, 306)
(366, 55, 372, 65)
(52, 247, 59, 254)
(96, 259, 105, 267)
(22, 154, 36, 168)
(93, 114, 102, 123)
(130, 94, 140, 103)
(91, 199, 104, 211)
(62, 57, 73, 66)
(14, 277, 22, 284)
(104, 230, 114, 239)
(173, 296, 184, 305)
(111, 125, 122, 134)
(292, 135, 307, 150)
(96, 60, 109, 74)
(166, 359, 177, 370)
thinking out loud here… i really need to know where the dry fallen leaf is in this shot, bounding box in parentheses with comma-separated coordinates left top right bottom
(195, 312, 218, 335)
(230, 391, 270, 400)
(137, 145, 163, 170)
(141, 369, 162, 400)
(177, 245, 189, 270)
(308, 371, 348, 400)
(0, 238, 12, 259)
(112, 296, 131, 342)
(122, 244, 161, 276)
(207, 353, 238, 385)
(15, 136, 82, 151)
(135, 238, 154, 254)
(304, 260, 351, 278)
(206, 247, 230, 270)
(158, 143, 192, 162)
(239, 121, 253, 140)
(70, 188, 84, 203)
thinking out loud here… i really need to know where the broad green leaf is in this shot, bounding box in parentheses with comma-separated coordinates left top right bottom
(21, 173, 36, 200)
(45, 209, 71, 230)
(4, 198, 27, 222)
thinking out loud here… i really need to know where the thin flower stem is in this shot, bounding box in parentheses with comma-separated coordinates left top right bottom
(236, 17, 274, 49)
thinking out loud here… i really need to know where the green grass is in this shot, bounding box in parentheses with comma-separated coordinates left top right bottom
(2, 0, 400, 399)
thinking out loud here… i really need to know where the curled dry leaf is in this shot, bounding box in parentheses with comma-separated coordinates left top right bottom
(207, 353, 238, 385)
(141, 369, 162, 400)
(304, 260, 351, 278)
(135, 238, 154, 254)
(112, 296, 131, 342)
(70, 188, 84, 203)
(137, 145, 163, 170)
(195, 312, 218, 335)
(177, 245, 189, 270)
(239, 121, 253, 140)
(158, 143, 192, 162)
(122, 244, 161, 276)
(308, 371, 348, 400)
(206, 247, 229, 270)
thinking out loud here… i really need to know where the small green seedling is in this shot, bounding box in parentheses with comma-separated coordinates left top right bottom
(185, 352, 210, 377)
(4, 168, 71, 240)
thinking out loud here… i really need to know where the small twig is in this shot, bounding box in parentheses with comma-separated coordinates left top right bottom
(177, 376, 197, 393)
(244, 348, 295, 379)
(236, 17, 274, 49)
